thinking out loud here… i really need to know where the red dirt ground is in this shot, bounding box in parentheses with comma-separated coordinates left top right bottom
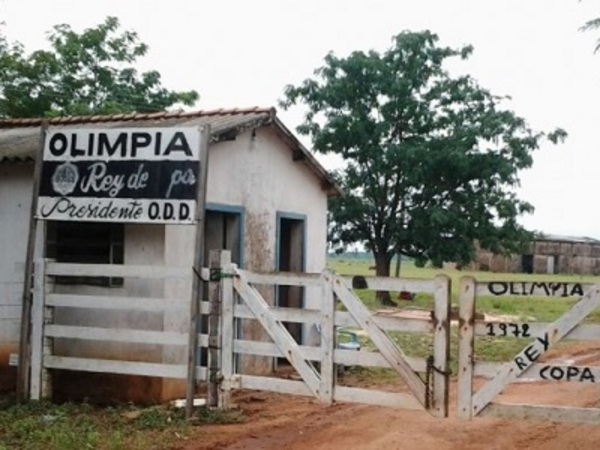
(178, 345, 600, 450)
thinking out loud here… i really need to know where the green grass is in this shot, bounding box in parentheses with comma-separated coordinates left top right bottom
(0, 400, 244, 450)
(329, 258, 600, 321)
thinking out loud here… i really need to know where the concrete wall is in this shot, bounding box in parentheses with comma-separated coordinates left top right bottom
(0, 124, 330, 400)
(0, 164, 33, 393)
(207, 126, 328, 277)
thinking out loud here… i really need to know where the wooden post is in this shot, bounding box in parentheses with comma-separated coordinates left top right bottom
(457, 276, 476, 420)
(41, 266, 54, 400)
(319, 270, 335, 404)
(29, 259, 45, 400)
(432, 274, 451, 418)
(219, 251, 234, 409)
(17, 122, 47, 402)
(207, 250, 223, 407)
(185, 125, 211, 419)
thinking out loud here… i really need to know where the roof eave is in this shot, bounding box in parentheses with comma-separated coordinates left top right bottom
(271, 116, 343, 197)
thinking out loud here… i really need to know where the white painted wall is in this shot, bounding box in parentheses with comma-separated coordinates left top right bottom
(207, 126, 328, 283)
(0, 164, 33, 388)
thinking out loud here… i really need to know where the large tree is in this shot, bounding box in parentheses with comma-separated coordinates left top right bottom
(281, 31, 565, 305)
(0, 17, 198, 118)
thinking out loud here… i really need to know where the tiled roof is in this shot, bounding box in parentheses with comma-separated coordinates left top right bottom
(0, 107, 341, 195)
(0, 106, 274, 129)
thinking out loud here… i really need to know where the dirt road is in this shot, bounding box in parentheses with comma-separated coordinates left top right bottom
(177, 381, 600, 450)
(179, 346, 600, 450)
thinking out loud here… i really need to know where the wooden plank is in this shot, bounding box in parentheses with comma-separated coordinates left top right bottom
(220, 256, 235, 408)
(232, 339, 429, 372)
(46, 293, 188, 311)
(233, 340, 319, 360)
(29, 260, 45, 400)
(234, 305, 432, 333)
(472, 285, 600, 416)
(186, 124, 210, 419)
(234, 304, 322, 323)
(44, 355, 191, 379)
(335, 349, 428, 372)
(319, 271, 335, 404)
(17, 122, 46, 402)
(45, 325, 187, 346)
(482, 403, 600, 424)
(207, 250, 223, 408)
(475, 321, 600, 342)
(475, 280, 593, 298)
(334, 386, 424, 410)
(233, 271, 434, 292)
(340, 275, 435, 294)
(457, 276, 476, 420)
(432, 275, 451, 417)
(45, 262, 189, 279)
(196, 334, 209, 348)
(335, 311, 433, 333)
(239, 374, 312, 397)
(233, 270, 322, 398)
(240, 270, 322, 287)
(475, 361, 600, 383)
(41, 281, 53, 400)
(332, 275, 427, 407)
(199, 301, 211, 315)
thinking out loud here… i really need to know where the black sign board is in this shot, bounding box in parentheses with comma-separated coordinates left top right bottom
(36, 127, 203, 223)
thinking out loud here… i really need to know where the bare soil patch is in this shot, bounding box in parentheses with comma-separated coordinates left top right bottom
(179, 344, 600, 450)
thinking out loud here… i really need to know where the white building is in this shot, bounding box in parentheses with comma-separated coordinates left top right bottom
(0, 107, 339, 402)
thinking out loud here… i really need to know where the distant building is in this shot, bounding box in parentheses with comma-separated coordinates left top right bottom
(469, 234, 600, 275)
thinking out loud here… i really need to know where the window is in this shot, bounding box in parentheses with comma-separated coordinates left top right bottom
(46, 221, 124, 286)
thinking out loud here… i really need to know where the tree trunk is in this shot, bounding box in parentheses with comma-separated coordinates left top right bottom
(394, 252, 402, 278)
(374, 251, 396, 306)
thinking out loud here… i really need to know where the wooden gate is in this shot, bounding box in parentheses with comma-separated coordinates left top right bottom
(457, 277, 600, 423)
(207, 250, 451, 417)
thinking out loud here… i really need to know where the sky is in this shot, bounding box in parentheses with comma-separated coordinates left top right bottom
(2, 0, 600, 238)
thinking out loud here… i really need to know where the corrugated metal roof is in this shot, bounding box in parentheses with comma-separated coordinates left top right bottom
(0, 107, 341, 195)
(537, 233, 600, 244)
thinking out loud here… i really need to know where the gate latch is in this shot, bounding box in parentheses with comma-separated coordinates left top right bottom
(209, 268, 235, 282)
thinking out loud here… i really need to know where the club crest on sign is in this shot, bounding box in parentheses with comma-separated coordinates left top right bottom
(51, 162, 79, 196)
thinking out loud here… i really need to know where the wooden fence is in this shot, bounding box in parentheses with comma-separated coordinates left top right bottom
(30, 259, 207, 400)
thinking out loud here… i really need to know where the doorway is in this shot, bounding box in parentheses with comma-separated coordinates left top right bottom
(276, 213, 306, 345)
(200, 204, 244, 367)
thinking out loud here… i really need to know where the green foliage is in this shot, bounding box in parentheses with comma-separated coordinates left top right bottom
(0, 17, 198, 118)
(194, 406, 245, 425)
(580, 16, 600, 53)
(282, 31, 565, 290)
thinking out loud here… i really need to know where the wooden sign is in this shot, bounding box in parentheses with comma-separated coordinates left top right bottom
(36, 127, 203, 223)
